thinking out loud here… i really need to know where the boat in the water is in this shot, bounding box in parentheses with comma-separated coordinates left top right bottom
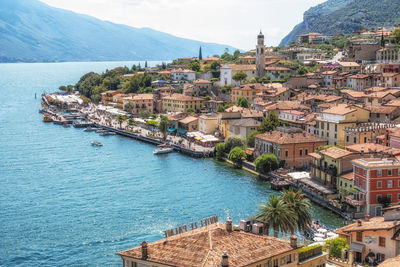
(153, 144, 174, 155)
(100, 131, 116, 136)
(43, 113, 53, 122)
(84, 126, 97, 132)
(91, 141, 103, 147)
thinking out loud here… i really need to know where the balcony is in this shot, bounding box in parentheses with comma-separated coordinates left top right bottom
(344, 195, 366, 206)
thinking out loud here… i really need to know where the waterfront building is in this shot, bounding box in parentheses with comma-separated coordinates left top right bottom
(199, 114, 218, 134)
(178, 116, 198, 132)
(336, 206, 400, 265)
(123, 94, 154, 114)
(227, 118, 260, 139)
(217, 106, 263, 138)
(348, 157, 400, 217)
(315, 104, 370, 146)
(254, 127, 326, 170)
(101, 90, 119, 105)
(162, 93, 204, 113)
(118, 219, 327, 267)
(309, 146, 358, 190)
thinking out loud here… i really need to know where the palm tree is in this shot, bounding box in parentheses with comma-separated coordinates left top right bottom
(116, 115, 126, 129)
(158, 115, 170, 141)
(125, 101, 135, 114)
(255, 195, 296, 238)
(281, 188, 312, 234)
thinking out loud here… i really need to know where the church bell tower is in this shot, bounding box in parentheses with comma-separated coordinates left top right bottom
(256, 31, 265, 78)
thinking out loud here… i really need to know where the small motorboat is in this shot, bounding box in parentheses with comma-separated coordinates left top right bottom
(153, 144, 174, 155)
(96, 129, 106, 133)
(100, 131, 116, 136)
(91, 141, 103, 147)
(43, 113, 53, 122)
(84, 126, 97, 132)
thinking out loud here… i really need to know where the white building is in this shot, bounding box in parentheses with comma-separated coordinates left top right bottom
(220, 64, 232, 86)
(170, 68, 196, 81)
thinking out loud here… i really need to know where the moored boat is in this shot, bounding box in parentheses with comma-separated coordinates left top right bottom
(91, 141, 103, 147)
(153, 144, 174, 155)
(84, 126, 97, 132)
(43, 113, 53, 122)
(100, 131, 116, 136)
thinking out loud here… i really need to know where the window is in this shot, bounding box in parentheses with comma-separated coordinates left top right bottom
(363, 181, 366, 189)
(327, 132, 329, 137)
(377, 181, 382, 188)
(285, 150, 288, 157)
(287, 254, 292, 263)
(364, 137, 367, 143)
(335, 124, 337, 132)
(388, 169, 393, 176)
(377, 170, 382, 176)
(299, 149, 303, 156)
(321, 123, 324, 130)
(356, 232, 362, 242)
(327, 123, 330, 130)
(398, 180, 400, 187)
(398, 193, 400, 200)
(273, 259, 278, 267)
(354, 137, 357, 144)
(346, 136, 349, 142)
(264, 261, 272, 267)
(377, 194, 382, 201)
(340, 181, 343, 186)
(387, 180, 393, 188)
(305, 149, 308, 155)
(363, 169, 366, 176)
(387, 194, 392, 201)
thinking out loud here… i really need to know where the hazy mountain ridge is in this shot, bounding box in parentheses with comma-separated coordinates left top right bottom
(280, 0, 400, 46)
(0, 0, 237, 62)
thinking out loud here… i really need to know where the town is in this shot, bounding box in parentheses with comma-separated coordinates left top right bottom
(40, 26, 400, 267)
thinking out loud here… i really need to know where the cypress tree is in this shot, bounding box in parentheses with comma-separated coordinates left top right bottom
(199, 46, 203, 60)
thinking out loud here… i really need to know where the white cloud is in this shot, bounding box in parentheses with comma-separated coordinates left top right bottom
(39, 0, 326, 50)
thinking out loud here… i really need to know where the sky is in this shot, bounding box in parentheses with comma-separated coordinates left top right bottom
(39, 0, 326, 50)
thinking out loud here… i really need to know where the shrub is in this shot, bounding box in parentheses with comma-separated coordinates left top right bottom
(255, 153, 279, 175)
(228, 147, 246, 168)
(324, 237, 349, 258)
(215, 142, 226, 161)
(225, 136, 246, 152)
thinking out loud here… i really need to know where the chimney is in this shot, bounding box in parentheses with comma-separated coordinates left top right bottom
(357, 219, 362, 226)
(365, 214, 370, 221)
(221, 251, 229, 267)
(226, 219, 233, 233)
(141, 241, 148, 260)
(290, 235, 298, 248)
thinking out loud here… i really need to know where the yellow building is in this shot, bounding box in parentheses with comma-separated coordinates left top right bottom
(309, 146, 359, 190)
(199, 114, 218, 134)
(231, 83, 261, 103)
(315, 104, 370, 146)
(118, 219, 327, 267)
(162, 93, 204, 113)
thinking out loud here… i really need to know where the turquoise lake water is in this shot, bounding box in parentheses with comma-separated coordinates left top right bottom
(0, 62, 347, 266)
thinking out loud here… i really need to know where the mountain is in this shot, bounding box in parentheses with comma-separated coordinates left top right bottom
(0, 0, 237, 63)
(280, 0, 400, 46)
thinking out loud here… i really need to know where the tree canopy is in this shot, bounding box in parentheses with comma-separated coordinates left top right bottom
(255, 153, 279, 175)
(232, 71, 247, 84)
(236, 97, 249, 108)
(258, 112, 282, 133)
(228, 147, 246, 168)
(225, 135, 246, 152)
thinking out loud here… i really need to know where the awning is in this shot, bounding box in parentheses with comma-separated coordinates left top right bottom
(177, 129, 187, 135)
(349, 242, 365, 253)
(194, 136, 203, 140)
(168, 128, 176, 132)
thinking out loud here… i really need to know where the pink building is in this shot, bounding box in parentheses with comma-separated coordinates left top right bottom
(123, 94, 154, 114)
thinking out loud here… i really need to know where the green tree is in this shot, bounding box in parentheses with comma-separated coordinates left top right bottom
(378, 195, 392, 208)
(215, 142, 226, 161)
(128, 118, 135, 126)
(250, 77, 257, 83)
(186, 107, 196, 114)
(59, 85, 67, 91)
(324, 238, 349, 258)
(247, 131, 260, 147)
(199, 46, 203, 60)
(116, 115, 126, 129)
(232, 71, 247, 85)
(217, 104, 226, 112)
(159, 115, 170, 141)
(188, 61, 201, 72)
(228, 147, 246, 168)
(225, 135, 246, 152)
(259, 112, 282, 133)
(145, 61, 148, 68)
(125, 101, 135, 113)
(255, 195, 296, 237)
(255, 153, 279, 174)
(259, 76, 270, 83)
(297, 66, 308, 75)
(236, 97, 249, 108)
(281, 188, 312, 234)
(139, 109, 151, 119)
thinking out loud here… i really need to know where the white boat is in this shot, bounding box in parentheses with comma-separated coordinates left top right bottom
(84, 126, 97, 132)
(153, 144, 174, 155)
(100, 131, 116, 136)
(91, 141, 103, 147)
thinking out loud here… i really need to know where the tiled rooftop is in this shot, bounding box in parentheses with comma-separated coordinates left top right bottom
(336, 217, 398, 233)
(255, 131, 326, 145)
(118, 223, 297, 267)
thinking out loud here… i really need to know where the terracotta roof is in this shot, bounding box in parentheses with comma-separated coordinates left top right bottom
(348, 74, 370, 79)
(322, 104, 356, 115)
(265, 66, 291, 71)
(336, 216, 399, 233)
(133, 94, 154, 100)
(255, 131, 326, 145)
(341, 90, 366, 98)
(352, 158, 400, 168)
(227, 64, 257, 72)
(346, 143, 400, 154)
(365, 105, 398, 114)
(118, 223, 298, 267)
(383, 204, 400, 211)
(338, 62, 360, 67)
(229, 118, 261, 127)
(241, 108, 264, 118)
(385, 99, 400, 107)
(341, 172, 353, 181)
(263, 101, 310, 112)
(203, 57, 221, 61)
(319, 147, 354, 159)
(378, 254, 400, 267)
(194, 79, 212, 84)
(179, 116, 198, 124)
(321, 71, 337, 75)
(309, 152, 322, 159)
(364, 86, 388, 93)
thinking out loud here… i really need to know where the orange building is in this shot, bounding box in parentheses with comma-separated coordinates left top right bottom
(123, 94, 154, 114)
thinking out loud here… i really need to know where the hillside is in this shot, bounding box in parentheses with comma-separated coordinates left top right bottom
(280, 0, 400, 46)
(0, 0, 237, 63)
